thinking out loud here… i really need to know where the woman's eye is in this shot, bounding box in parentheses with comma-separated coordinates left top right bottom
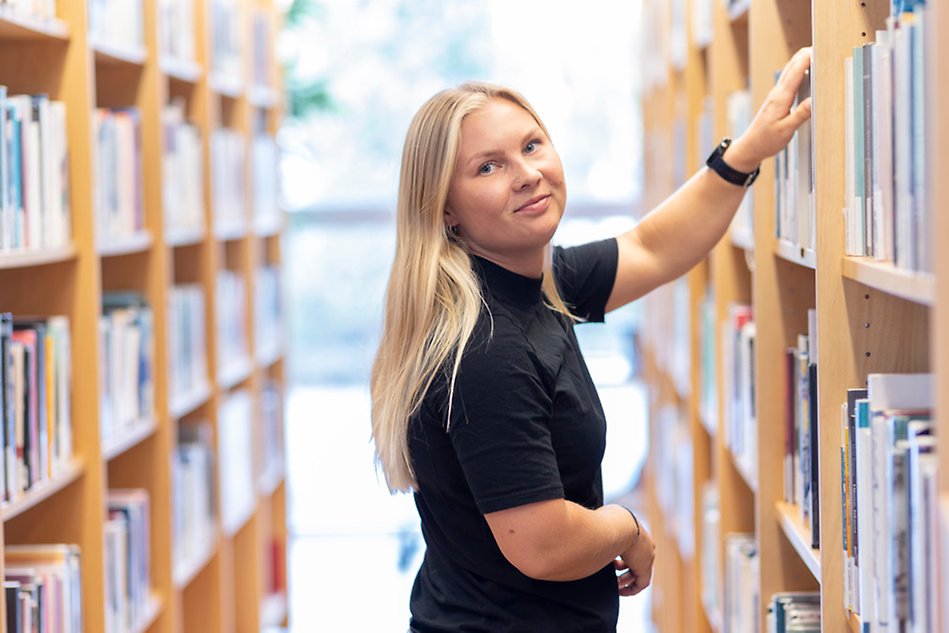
(525, 140, 539, 153)
(479, 163, 495, 175)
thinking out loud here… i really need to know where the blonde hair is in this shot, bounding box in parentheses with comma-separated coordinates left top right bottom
(370, 82, 573, 492)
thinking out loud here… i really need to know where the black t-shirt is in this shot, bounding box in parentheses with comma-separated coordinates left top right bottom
(408, 238, 620, 633)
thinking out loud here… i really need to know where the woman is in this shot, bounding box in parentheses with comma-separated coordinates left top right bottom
(371, 47, 812, 632)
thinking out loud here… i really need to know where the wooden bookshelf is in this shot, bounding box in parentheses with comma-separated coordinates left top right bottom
(0, 1, 288, 631)
(642, 0, 943, 631)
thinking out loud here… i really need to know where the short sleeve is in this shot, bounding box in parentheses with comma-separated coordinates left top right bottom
(551, 238, 618, 323)
(447, 319, 564, 514)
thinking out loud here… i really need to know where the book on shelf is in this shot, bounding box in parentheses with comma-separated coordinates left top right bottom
(775, 67, 815, 253)
(0, 1, 57, 21)
(159, 0, 196, 62)
(100, 292, 154, 450)
(255, 265, 282, 358)
(210, 128, 247, 234)
(210, 0, 242, 81)
(724, 533, 758, 633)
(88, 0, 144, 52)
(173, 421, 215, 575)
(652, 405, 695, 557)
(95, 108, 145, 246)
(251, 126, 279, 229)
(700, 483, 721, 624)
(217, 268, 248, 374)
(0, 89, 71, 253)
(1, 314, 71, 503)
(782, 309, 819, 548)
(168, 284, 208, 402)
(727, 89, 754, 243)
(691, 0, 713, 47)
(105, 489, 151, 633)
(722, 303, 755, 482)
(766, 592, 820, 633)
(162, 99, 204, 237)
(5, 543, 83, 633)
(256, 379, 284, 486)
(218, 390, 255, 534)
(699, 291, 717, 434)
(252, 10, 272, 88)
(844, 6, 931, 272)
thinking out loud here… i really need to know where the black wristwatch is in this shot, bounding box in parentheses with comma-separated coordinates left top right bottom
(706, 138, 760, 187)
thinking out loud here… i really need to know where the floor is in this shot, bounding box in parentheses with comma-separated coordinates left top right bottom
(283, 383, 655, 632)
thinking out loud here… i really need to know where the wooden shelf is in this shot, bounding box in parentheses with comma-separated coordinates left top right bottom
(218, 355, 253, 390)
(223, 499, 257, 538)
(1, 459, 84, 522)
(728, 0, 750, 22)
(0, 244, 77, 269)
(841, 257, 935, 306)
(133, 593, 163, 633)
(102, 417, 159, 462)
(775, 502, 821, 582)
(160, 56, 202, 84)
(98, 230, 154, 257)
(730, 448, 757, 493)
(165, 225, 206, 248)
(91, 39, 148, 67)
(254, 214, 284, 238)
(774, 238, 817, 269)
(208, 73, 244, 99)
(0, 11, 68, 41)
(260, 592, 288, 628)
(169, 380, 213, 419)
(248, 85, 278, 109)
(258, 464, 285, 497)
(730, 225, 755, 252)
(173, 533, 218, 589)
(256, 342, 284, 369)
(214, 219, 249, 241)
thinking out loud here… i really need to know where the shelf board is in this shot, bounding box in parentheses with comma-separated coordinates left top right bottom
(256, 342, 284, 369)
(260, 592, 288, 628)
(214, 219, 249, 241)
(173, 533, 217, 589)
(702, 597, 721, 633)
(132, 593, 163, 633)
(160, 55, 202, 83)
(98, 230, 153, 257)
(169, 379, 212, 419)
(730, 449, 757, 493)
(841, 257, 935, 306)
(0, 11, 69, 41)
(254, 214, 284, 238)
(165, 225, 206, 248)
(91, 39, 147, 67)
(0, 244, 77, 269)
(248, 84, 278, 109)
(223, 499, 257, 537)
(774, 238, 817, 270)
(258, 463, 285, 497)
(1, 459, 84, 522)
(730, 225, 755, 252)
(209, 72, 244, 99)
(102, 416, 158, 462)
(729, 0, 750, 22)
(775, 501, 821, 582)
(218, 355, 253, 390)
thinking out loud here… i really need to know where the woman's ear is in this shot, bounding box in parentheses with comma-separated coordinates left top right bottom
(444, 206, 459, 230)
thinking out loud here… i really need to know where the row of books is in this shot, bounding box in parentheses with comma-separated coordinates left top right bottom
(256, 379, 284, 487)
(722, 303, 755, 484)
(105, 489, 151, 633)
(209, 0, 242, 81)
(775, 67, 815, 252)
(251, 11, 272, 89)
(252, 129, 279, 229)
(218, 389, 254, 534)
(699, 292, 718, 434)
(255, 265, 282, 358)
(95, 108, 145, 246)
(724, 533, 759, 633)
(210, 128, 246, 235)
(840, 373, 936, 633)
(700, 483, 721, 626)
(652, 404, 695, 559)
(162, 100, 205, 238)
(783, 311, 820, 548)
(727, 90, 754, 245)
(0, 0, 55, 21)
(173, 422, 215, 577)
(159, 0, 195, 62)
(843, 5, 931, 272)
(168, 284, 208, 401)
(0, 90, 70, 254)
(0, 314, 72, 504)
(5, 544, 83, 633)
(767, 593, 820, 633)
(88, 0, 144, 52)
(99, 293, 154, 450)
(217, 268, 248, 375)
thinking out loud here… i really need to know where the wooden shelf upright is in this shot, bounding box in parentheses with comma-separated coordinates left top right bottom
(641, 0, 947, 631)
(0, 1, 288, 631)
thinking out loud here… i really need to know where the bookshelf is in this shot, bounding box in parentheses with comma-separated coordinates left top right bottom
(641, 0, 945, 631)
(0, 1, 288, 631)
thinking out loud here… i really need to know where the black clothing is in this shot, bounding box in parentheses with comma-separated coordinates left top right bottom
(408, 238, 620, 632)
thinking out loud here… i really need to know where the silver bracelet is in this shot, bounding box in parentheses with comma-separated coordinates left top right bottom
(620, 505, 641, 540)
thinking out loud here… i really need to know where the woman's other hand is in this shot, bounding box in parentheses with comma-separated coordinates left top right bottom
(725, 46, 813, 172)
(614, 525, 656, 597)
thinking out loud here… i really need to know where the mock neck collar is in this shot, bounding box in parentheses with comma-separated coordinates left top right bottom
(472, 255, 543, 308)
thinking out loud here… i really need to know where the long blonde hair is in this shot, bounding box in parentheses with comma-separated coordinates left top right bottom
(370, 82, 573, 492)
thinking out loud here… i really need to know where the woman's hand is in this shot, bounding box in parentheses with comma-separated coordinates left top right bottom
(614, 524, 656, 597)
(726, 46, 813, 172)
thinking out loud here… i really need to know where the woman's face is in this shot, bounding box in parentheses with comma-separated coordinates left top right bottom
(445, 97, 566, 276)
